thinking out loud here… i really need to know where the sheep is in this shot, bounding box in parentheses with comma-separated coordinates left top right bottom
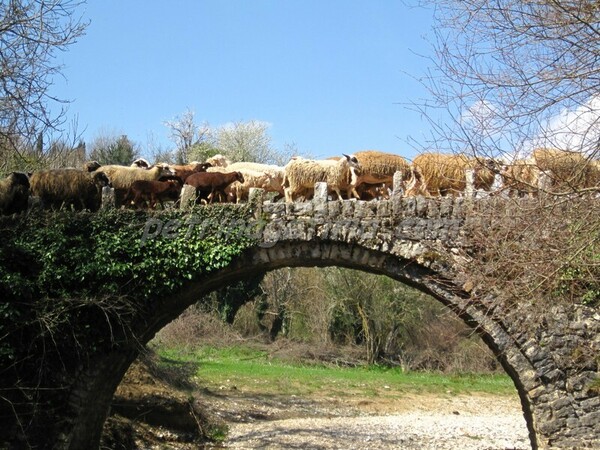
(282, 154, 360, 202)
(406, 153, 497, 197)
(123, 177, 183, 209)
(82, 161, 101, 172)
(93, 164, 175, 206)
(226, 162, 285, 198)
(185, 171, 245, 204)
(29, 169, 111, 212)
(205, 154, 231, 168)
(169, 162, 212, 182)
(499, 159, 542, 197)
(131, 158, 151, 169)
(585, 160, 600, 191)
(351, 150, 411, 199)
(0, 172, 30, 215)
(532, 148, 590, 191)
(223, 169, 281, 203)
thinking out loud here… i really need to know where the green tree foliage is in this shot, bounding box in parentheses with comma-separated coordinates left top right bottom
(89, 133, 139, 165)
(204, 275, 266, 324)
(220, 267, 496, 371)
(164, 109, 213, 164)
(0, 206, 259, 445)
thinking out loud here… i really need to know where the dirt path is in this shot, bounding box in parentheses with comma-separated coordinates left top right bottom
(209, 392, 531, 449)
(109, 358, 531, 449)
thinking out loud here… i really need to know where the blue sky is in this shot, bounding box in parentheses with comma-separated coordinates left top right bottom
(52, 1, 435, 161)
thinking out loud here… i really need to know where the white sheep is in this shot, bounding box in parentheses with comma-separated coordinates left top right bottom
(205, 154, 231, 167)
(224, 169, 280, 203)
(283, 154, 360, 202)
(226, 162, 285, 196)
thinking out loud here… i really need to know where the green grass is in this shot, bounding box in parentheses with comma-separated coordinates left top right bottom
(155, 345, 517, 398)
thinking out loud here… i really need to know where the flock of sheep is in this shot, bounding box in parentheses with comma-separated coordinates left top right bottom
(0, 148, 598, 215)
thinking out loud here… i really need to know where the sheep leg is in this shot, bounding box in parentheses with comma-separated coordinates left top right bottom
(284, 187, 293, 203)
(333, 187, 344, 201)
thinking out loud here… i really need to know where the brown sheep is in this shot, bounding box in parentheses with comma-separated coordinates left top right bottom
(123, 177, 183, 209)
(0, 172, 30, 215)
(185, 171, 245, 204)
(169, 162, 212, 182)
(585, 160, 600, 191)
(30, 169, 111, 212)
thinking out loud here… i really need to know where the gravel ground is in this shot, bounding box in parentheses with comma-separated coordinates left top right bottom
(221, 395, 531, 449)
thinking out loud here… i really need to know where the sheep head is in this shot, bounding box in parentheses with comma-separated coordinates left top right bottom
(92, 171, 111, 188)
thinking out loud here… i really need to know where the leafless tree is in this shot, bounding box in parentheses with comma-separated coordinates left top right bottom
(164, 109, 212, 164)
(412, 1, 600, 315)
(414, 0, 600, 160)
(0, 0, 87, 166)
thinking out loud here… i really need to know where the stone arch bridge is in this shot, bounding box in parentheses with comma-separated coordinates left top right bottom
(9, 185, 600, 449)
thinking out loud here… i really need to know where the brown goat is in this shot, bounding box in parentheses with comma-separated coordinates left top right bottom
(185, 171, 245, 204)
(123, 177, 183, 209)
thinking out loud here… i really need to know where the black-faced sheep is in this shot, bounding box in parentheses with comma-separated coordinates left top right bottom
(0, 172, 30, 215)
(131, 158, 151, 169)
(123, 177, 183, 209)
(29, 169, 111, 212)
(282, 154, 360, 202)
(185, 171, 245, 204)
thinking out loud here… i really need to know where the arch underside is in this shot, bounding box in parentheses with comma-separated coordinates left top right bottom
(145, 239, 538, 449)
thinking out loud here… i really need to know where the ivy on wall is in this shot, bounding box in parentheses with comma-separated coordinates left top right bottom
(0, 205, 260, 446)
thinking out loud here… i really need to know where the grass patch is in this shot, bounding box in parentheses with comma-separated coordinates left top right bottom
(155, 345, 517, 398)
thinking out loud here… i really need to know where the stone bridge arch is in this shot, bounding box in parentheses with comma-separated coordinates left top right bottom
(58, 189, 599, 450)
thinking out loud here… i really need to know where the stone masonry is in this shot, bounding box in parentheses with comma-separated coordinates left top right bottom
(31, 184, 600, 449)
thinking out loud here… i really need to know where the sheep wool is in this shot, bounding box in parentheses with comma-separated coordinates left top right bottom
(29, 169, 110, 211)
(94, 165, 174, 191)
(532, 148, 589, 189)
(0, 172, 30, 215)
(283, 154, 360, 202)
(351, 150, 411, 198)
(409, 153, 496, 197)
